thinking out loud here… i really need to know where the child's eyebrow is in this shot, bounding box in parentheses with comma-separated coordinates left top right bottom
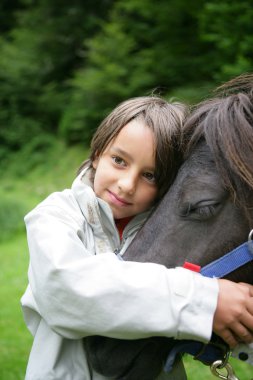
(110, 147, 133, 162)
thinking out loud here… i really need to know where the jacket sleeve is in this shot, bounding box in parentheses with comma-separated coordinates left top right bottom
(23, 190, 219, 343)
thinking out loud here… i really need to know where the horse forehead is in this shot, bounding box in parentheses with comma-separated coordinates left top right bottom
(177, 151, 221, 190)
(179, 168, 223, 194)
(184, 142, 214, 170)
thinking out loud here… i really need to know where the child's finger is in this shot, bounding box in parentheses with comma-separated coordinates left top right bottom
(220, 329, 239, 348)
(238, 282, 253, 297)
(240, 311, 253, 333)
(234, 326, 253, 344)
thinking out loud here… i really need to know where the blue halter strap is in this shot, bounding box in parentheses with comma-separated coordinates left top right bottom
(164, 230, 253, 373)
(200, 230, 253, 277)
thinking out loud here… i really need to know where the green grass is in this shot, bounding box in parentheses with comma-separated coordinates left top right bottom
(0, 141, 87, 379)
(1, 141, 252, 379)
(0, 234, 32, 380)
(184, 354, 252, 379)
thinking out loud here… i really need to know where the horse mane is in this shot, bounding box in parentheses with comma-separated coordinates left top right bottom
(183, 73, 253, 222)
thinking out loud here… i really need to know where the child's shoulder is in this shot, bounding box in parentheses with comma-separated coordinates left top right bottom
(25, 188, 83, 221)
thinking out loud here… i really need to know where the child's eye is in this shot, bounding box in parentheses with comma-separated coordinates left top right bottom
(112, 156, 126, 166)
(143, 172, 155, 183)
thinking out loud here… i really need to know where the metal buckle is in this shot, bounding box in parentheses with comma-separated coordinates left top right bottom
(247, 229, 253, 254)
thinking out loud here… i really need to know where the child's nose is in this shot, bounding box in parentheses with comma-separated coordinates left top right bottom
(118, 174, 137, 194)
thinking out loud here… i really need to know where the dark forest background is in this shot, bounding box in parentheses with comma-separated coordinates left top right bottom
(1, 0, 253, 168)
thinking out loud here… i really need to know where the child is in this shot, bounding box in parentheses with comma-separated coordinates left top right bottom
(21, 96, 253, 380)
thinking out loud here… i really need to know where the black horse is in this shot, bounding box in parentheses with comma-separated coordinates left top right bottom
(85, 74, 253, 379)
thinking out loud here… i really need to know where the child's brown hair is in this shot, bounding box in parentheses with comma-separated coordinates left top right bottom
(79, 96, 187, 200)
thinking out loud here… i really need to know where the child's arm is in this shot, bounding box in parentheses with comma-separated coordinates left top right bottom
(22, 191, 253, 347)
(23, 191, 218, 343)
(214, 279, 253, 347)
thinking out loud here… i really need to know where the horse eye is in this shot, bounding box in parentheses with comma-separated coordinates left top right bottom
(195, 204, 218, 217)
(180, 201, 221, 220)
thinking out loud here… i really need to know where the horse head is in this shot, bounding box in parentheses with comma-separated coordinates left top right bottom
(86, 74, 253, 379)
(125, 74, 253, 283)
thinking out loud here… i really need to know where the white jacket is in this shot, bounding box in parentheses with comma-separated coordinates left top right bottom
(21, 169, 219, 380)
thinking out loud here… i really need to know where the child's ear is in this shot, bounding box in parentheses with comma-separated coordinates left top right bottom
(92, 151, 100, 169)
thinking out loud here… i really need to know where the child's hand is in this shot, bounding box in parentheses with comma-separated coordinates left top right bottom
(213, 280, 253, 348)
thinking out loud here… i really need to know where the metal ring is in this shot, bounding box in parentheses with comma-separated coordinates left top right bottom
(210, 360, 238, 380)
(210, 360, 227, 379)
(248, 229, 253, 254)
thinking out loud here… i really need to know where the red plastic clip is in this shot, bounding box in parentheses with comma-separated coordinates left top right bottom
(183, 261, 201, 273)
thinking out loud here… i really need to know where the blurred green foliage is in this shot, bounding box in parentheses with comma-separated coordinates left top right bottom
(0, 196, 26, 241)
(0, 0, 253, 159)
(0, 139, 88, 243)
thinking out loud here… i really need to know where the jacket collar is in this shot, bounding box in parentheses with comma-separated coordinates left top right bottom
(72, 168, 153, 251)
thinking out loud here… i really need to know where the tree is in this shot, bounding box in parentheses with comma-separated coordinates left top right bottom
(59, 0, 210, 144)
(199, 0, 253, 80)
(0, 0, 113, 156)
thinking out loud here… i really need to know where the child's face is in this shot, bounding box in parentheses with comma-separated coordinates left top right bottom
(92, 119, 158, 219)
